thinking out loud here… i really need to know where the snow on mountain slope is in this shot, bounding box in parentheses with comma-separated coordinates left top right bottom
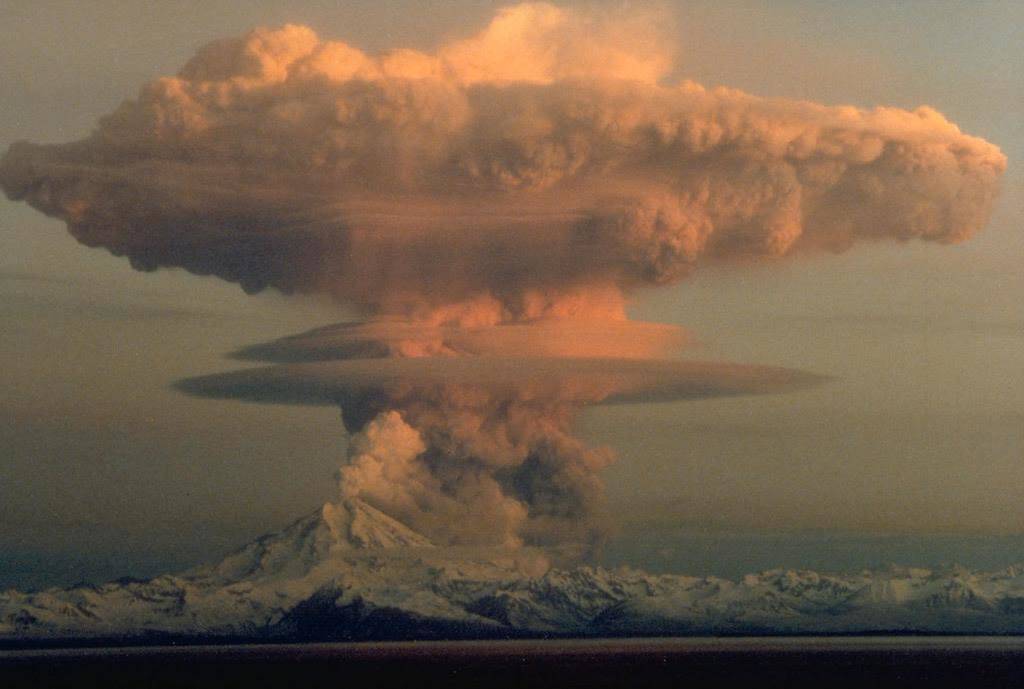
(3, 502, 1024, 641)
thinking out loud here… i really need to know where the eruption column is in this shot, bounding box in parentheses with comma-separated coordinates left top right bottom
(0, 4, 1005, 547)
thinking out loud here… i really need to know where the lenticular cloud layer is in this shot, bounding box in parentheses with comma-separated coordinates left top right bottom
(176, 319, 823, 546)
(0, 3, 1006, 549)
(0, 2, 1004, 322)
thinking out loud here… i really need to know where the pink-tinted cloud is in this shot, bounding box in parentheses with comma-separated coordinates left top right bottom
(0, 3, 1005, 323)
(1, 3, 1006, 547)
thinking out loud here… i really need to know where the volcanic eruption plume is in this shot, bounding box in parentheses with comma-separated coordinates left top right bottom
(0, 4, 1005, 547)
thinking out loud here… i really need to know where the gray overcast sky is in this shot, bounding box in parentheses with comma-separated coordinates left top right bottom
(1, 1, 1022, 588)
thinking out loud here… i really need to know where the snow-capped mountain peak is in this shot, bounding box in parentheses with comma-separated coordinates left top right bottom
(323, 499, 434, 551)
(3, 503, 1024, 642)
(186, 498, 433, 587)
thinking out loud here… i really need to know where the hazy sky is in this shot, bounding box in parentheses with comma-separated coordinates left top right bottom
(1, 0, 1021, 587)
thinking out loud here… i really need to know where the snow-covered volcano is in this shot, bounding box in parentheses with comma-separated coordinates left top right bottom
(4, 500, 1024, 642)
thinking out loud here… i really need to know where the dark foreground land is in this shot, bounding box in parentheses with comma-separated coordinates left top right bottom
(2, 637, 1023, 688)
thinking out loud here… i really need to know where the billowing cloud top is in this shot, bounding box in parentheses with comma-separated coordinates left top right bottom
(0, 2, 1005, 324)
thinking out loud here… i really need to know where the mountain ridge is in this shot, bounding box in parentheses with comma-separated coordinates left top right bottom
(3, 500, 1024, 642)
